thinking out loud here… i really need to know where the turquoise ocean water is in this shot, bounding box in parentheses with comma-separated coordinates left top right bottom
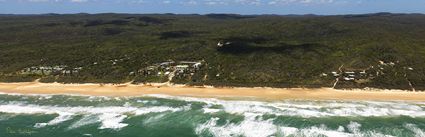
(0, 93, 424, 137)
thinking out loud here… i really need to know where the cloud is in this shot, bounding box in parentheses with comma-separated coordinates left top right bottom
(203, 0, 229, 5)
(180, 0, 198, 5)
(13, 0, 90, 2)
(27, 0, 50, 2)
(235, 0, 262, 5)
(268, 0, 335, 5)
(162, 0, 171, 4)
(5, 0, 340, 5)
(198, 0, 336, 6)
(70, 0, 88, 3)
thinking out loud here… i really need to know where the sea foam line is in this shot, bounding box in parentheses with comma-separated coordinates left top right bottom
(196, 118, 398, 137)
(149, 94, 425, 136)
(144, 94, 425, 117)
(0, 103, 186, 130)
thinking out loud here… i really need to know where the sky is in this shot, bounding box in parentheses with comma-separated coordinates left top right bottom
(0, 0, 425, 15)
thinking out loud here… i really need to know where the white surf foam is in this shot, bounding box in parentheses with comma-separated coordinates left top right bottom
(196, 117, 395, 137)
(146, 94, 423, 137)
(404, 123, 425, 137)
(203, 108, 221, 113)
(142, 113, 166, 125)
(68, 115, 99, 129)
(35, 113, 74, 128)
(98, 113, 128, 129)
(145, 94, 425, 118)
(0, 103, 187, 130)
(196, 115, 279, 137)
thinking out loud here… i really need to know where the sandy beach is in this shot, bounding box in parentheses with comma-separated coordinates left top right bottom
(0, 81, 424, 101)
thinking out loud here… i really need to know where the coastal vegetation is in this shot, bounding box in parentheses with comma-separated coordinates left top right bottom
(0, 13, 425, 90)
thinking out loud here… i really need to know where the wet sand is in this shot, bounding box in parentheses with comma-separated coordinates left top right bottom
(0, 81, 424, 101)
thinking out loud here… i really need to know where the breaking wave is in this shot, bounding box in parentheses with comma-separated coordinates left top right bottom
(0, 93, 424, 137)
(138, 95, 424, 137)
(0, 103, 186, 130)
(145, 94, 425, 117)
(196, 119, 399, 137)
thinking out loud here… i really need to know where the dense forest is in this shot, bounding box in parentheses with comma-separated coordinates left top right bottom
(1, 13, 425, 90)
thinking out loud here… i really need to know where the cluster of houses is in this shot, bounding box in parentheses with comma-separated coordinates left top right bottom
(323, 60, 415, 82)
(139, 60, 204, 78)
(20, 65, 83, 76)
(326, 70, 368, 81)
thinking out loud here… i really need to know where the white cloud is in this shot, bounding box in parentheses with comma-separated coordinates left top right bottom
(70, 0, 88, 3)
(203, 0, 229, 5)
(181, 0, 198, 5)
(162, 0, 171, 4)
(235, 0, 262, 5)
(27, 0, 50, 2)
(129, 0, 147, 4)
(268, 0, 335, 5)
(15, 0, 90, 2)
(197, 0, 336, 6)
(6, 0, 339, 5)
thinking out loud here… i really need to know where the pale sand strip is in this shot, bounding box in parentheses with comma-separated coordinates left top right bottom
(0, 81, 424, 101)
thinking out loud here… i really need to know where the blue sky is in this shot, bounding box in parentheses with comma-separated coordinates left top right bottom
(1, 0, 425, 15)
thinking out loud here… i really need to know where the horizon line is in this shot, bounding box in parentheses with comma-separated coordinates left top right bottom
(1, 12, 424, 16)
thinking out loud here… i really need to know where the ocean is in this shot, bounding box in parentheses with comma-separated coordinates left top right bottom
(0, 93, 424, 137)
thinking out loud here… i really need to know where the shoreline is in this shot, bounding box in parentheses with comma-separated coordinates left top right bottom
(0, 81, 425, 101)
